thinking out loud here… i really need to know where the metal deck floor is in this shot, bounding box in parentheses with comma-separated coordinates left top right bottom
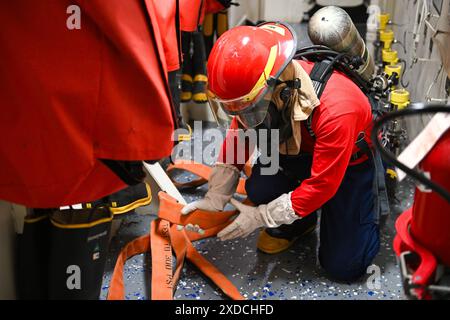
(100, 124, 413, 300)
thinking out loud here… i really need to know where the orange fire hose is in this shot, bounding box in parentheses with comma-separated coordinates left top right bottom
(166, 160, 250, 195)
(108, 161, 251, 300)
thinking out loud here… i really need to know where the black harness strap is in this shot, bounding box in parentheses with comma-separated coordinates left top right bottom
(306, 109, 316, 139)
(309, 60, 333, 99)
(305, 61, 332, 140)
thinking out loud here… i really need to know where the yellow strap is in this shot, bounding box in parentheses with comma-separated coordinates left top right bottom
(193, 74, 208, 82)
(192, 93, 208, 102)
(50, 214, 113, 229)
(24, 214, 48, 224)
(181, 74, 193, 82)
(110, 183, 152, 215)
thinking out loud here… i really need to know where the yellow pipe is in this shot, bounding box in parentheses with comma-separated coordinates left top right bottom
(378, 13, 390, 31)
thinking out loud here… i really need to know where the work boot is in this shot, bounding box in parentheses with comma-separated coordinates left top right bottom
(181, 31, 193, 103)
(85, 182, 151, 217)
(192, 29, 208, 104)
(16, 209, 51, 299)
(257, 211, 318, 254)
(106, 182, 152, 216)
(168, 69, 182, 121)
(47, 205, 112, 299)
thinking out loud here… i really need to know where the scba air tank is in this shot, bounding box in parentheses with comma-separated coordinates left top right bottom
(308, 6, 375, 81)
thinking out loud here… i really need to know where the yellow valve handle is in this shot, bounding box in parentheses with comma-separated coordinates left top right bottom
(390, 89, 410, 110)
(385, 64, 402, 77)
(384, 64, 402, 90)
(380, 29, 394, 49)
(379, 13, 390, 31)
(382, 49, 399, 65)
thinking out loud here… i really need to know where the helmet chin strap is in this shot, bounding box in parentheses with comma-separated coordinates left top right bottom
(255, 77, 302, 147)
(279, 78, 301, 105)
(275, 77, 301, 132)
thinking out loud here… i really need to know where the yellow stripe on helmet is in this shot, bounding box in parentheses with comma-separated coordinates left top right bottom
(242, 45, 278, 103)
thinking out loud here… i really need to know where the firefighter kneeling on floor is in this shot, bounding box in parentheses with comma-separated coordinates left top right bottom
(182, 22, 381, 282)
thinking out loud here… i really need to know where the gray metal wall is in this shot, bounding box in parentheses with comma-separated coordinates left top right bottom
(380, 0, 449, 138)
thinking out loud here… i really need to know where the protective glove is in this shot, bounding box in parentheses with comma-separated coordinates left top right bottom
(181, 163, 240, 215)
(217, 193, 300, 241)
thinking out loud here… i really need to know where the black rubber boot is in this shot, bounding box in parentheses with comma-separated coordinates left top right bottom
(16, 209, 51, 299)
(167, 69, 192, 142)
(109, 182, 151, 216)
(192, 29, 208, 104)
(181, 31, 193, 103)
(88, 182, 151, 217)
(168, 68, 183, 128)
(47, 205, 112, 300)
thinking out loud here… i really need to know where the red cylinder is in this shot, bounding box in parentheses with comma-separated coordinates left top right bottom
(410, 129, 450, 266)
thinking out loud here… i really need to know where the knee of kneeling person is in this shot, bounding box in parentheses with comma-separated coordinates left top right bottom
(320, 248, 379, 282)
(244, 178, 265, 205)
(322, 263, 368, 282)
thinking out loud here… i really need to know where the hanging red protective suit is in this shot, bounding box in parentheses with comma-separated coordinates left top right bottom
(153, 0, 180, 72)
(180, 0, 231, 32)
(0, 0, 177, 208)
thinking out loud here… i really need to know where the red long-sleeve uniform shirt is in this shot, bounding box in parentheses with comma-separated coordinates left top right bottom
(218, 60, 374, 217)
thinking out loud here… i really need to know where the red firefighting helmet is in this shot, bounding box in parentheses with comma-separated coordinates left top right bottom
(207, 21, 297, 128)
